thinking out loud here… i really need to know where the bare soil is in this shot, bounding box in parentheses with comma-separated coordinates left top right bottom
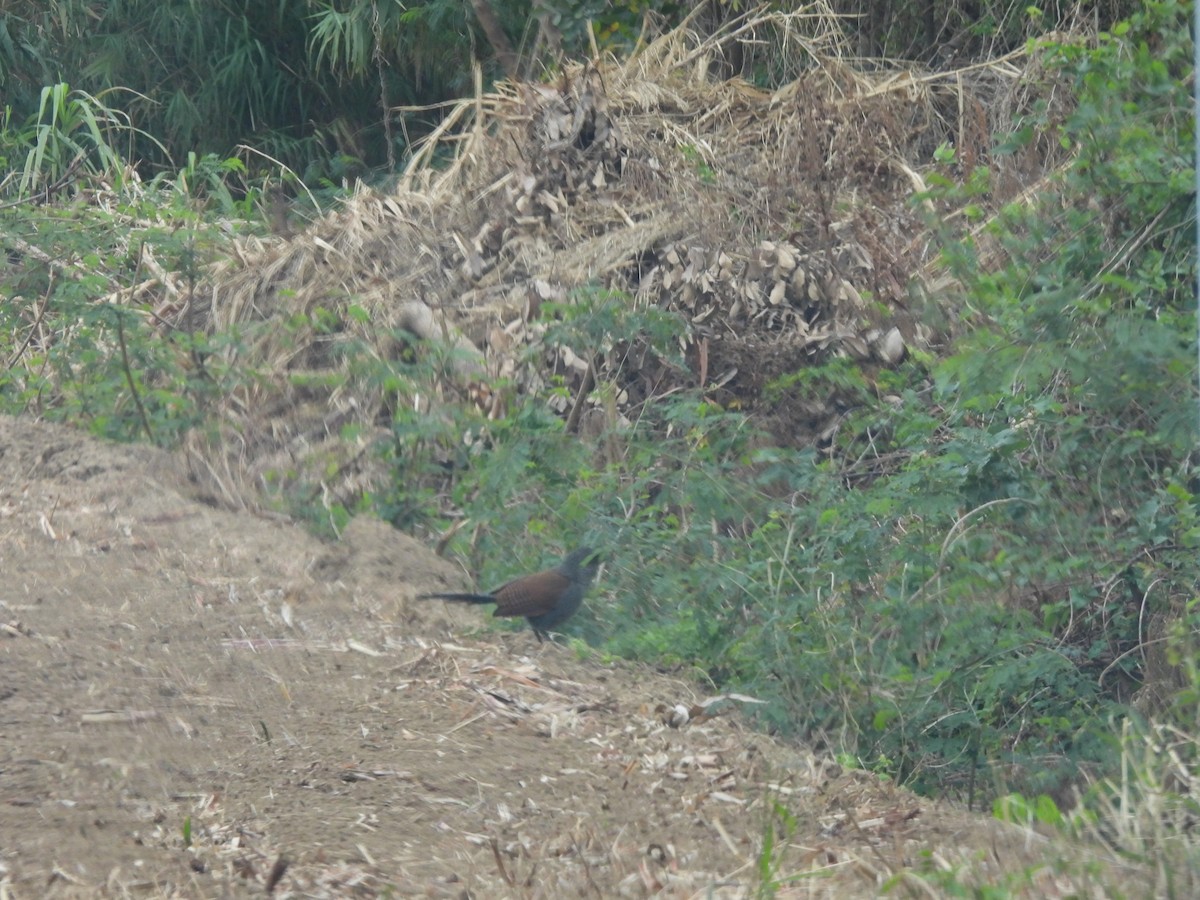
(0, 417, 1129, 897)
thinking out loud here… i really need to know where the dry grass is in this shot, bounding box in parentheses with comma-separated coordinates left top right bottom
(68, 9, 1071, 512)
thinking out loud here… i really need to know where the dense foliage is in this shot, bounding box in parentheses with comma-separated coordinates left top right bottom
(0, 0, 1139, 178)
(372, 0, 1198, 803)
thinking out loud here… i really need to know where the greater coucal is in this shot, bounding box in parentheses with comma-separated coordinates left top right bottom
(419, 547, 599, 641)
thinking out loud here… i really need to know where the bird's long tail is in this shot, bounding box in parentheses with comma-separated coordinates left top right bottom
(417, 592, 494, 604)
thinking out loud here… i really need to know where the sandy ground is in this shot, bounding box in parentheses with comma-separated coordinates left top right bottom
(0, 417, 1136, 897)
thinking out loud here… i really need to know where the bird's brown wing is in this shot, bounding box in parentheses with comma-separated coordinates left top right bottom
(490, 569, 569, 618)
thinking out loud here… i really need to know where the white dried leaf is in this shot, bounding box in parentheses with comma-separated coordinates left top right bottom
(466, 253, 485, 279)
(842, 334, 871, 359)
(701, 692, 767, 706)
(710, 791, 745, 805)
(711, 367, 737, 389)
(876, 326, 906, 364)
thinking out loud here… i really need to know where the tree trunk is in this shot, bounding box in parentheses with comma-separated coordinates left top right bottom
(470, 0, 519, 80)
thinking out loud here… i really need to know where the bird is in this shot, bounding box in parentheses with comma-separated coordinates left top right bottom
(418, 547, 599, 641)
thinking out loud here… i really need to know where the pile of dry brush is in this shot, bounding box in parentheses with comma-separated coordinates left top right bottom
(169, 10, 1075, 510)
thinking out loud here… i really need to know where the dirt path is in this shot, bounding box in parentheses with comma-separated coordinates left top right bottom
(0, 418, 1129, 897)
